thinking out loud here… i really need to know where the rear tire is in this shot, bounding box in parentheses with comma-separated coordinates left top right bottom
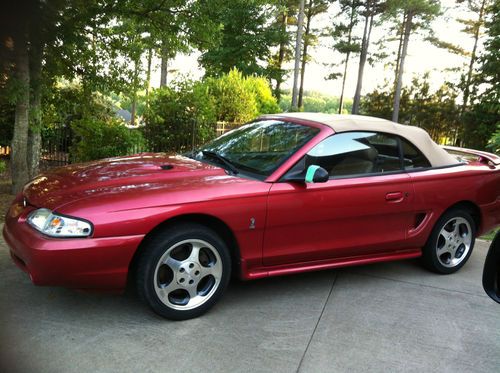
(136, 223, 231, 320)
(422, 208, 476, 274)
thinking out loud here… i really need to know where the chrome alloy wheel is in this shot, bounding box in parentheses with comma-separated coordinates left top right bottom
(153, 239, 223, 310)
(436, 217, 472, 268)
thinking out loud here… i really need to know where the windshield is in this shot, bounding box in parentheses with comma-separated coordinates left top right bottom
(194, 119, 319, 178)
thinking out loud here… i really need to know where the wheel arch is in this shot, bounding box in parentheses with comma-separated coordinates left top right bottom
(127, 214, 242, 287)
(441, 200, 481, 233)
(421, 200, 480, 274)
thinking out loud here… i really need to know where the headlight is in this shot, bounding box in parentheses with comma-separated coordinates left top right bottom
(27, 208, 93, 238)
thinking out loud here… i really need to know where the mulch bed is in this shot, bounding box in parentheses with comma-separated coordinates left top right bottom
(0, 178, 13, 222)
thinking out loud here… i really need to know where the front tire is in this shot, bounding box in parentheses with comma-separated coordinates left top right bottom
(136, 223, 231, 320)
(422, 208, 476, 274)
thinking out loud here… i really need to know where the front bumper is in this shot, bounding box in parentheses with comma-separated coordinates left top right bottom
(2, 202, 144, 290)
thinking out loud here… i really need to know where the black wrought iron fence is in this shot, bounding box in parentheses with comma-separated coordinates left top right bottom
(138, 117, 218, 154)
(39, 118, 235, 170)
(40, 125, 72, 170)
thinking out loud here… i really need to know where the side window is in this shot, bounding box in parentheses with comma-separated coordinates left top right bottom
(306, 132, 403, 178)
(401, 139, 431, 169)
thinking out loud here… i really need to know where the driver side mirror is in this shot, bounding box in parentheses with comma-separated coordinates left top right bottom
(282, 164, 329, 183)
(305, 165, 329, 183)
(483, 231, 500, 304)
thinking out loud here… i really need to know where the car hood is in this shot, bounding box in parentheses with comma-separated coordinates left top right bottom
(23, 153, 228, 210)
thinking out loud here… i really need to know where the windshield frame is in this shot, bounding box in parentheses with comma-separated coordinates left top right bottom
(191, 118, 324, 181)
(259, 116, 333, 182)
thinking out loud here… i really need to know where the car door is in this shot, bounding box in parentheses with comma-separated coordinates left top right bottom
(263, 131, 416, 266)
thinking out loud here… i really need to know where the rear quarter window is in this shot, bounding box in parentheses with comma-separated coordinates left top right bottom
(401, 139, 431, 169)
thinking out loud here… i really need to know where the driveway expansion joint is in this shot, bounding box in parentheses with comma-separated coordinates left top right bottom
(296, 272, 338, 373)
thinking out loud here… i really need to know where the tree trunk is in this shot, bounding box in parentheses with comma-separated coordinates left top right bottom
(27, 89, 42, 179)
(352, 10, 374, 114)
(131, 97, 136, 126)
(338, 1, 356, 114)
(291, 0, 305, 111)
(28, 28, 43, 179)
(393, 11, 406, 93)
(274, 11, 288, 101)
(462, 0, 486, 113)
(11, 28, 30, 194)
(27, 114, 41, 179)
(160, 41, 168, 87)
(460, 0, 487, 146)
(131, 59, 139, 127)
(392, 11, 413, 123)
(298, 0, 314, 109)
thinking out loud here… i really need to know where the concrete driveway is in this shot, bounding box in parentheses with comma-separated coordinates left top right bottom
(0, 230, 498, 373)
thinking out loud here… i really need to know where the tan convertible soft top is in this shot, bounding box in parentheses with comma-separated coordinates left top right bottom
(263, 113, 459, 167)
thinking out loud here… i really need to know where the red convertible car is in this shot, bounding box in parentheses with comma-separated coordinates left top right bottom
(3, 113, 500, 319)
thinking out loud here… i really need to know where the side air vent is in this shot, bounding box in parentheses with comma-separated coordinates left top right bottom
(414, 213, 426, 229)
(161, 165, 174, 170)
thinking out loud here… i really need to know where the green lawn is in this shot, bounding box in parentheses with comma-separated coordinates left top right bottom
(481, 228, 499, 241)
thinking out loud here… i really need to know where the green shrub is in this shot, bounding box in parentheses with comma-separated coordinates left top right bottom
(206, 69, 258, 124)
(0, 159, 6, 174)
(0, 103, 14, 147)
(487, 125, 500, 154)
(244, 75, 281, 115)
(143, 80, 217, 152)
(142, 69, 281, 151)
(205, 68, 280, 124)
(42, 83, 146, 162)
(43, 83, 115, 130)
(42, 83, 122, 156)
(70, 117, 144, 162)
